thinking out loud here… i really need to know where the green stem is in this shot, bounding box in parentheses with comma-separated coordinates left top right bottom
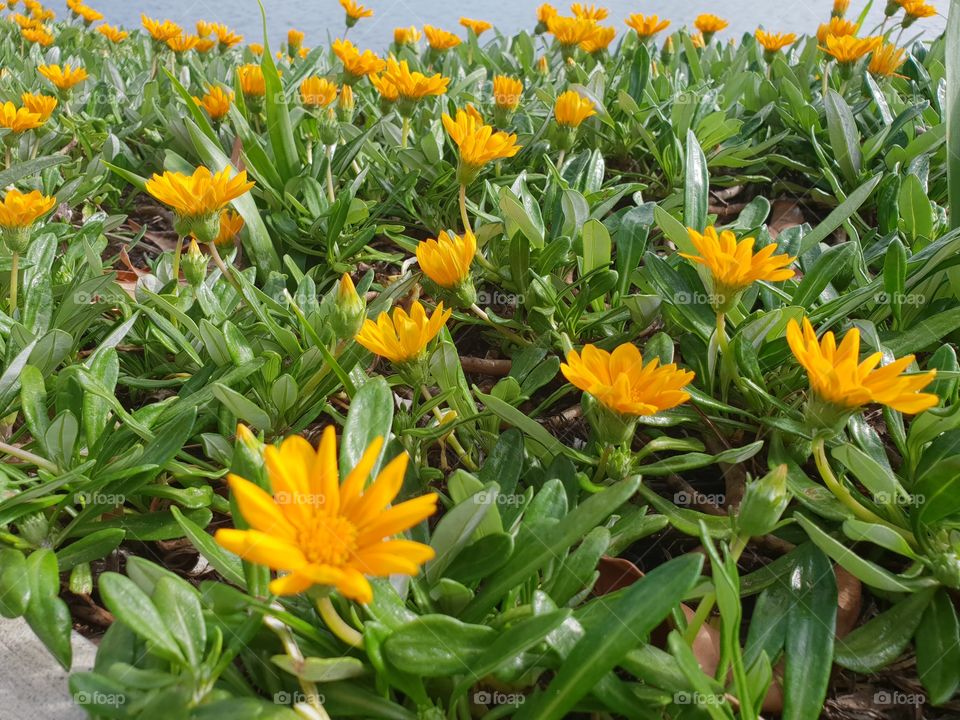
(812, 437, 917, 547)
(458, 184, 473, 235)
(401, 115, 411, 148)
(207, 242, 242, 293)
(170, 236, 184, 294)
(264, 613, 330, 718)
(557, 149, 566, 170)
(469, 303, 529, 346)
(715, 312, 729, 354)
(316, 595, 364, 647)
(325, 145, 336, 203)
(8, 251, 18, 317)
(421, 384, 478, 471)
(682, 534, 748, 645)
(0, 440, 60, 473)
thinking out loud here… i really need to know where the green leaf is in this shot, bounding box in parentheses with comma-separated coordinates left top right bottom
(684, 130, 709, 231)
(824, 90, 862, 184)
(339, 376, 393, 477)
(171, 506, 245, 587)
(153, 576, 206, 667)
(98, 572, 185, 664)
(916, 588, 960, 704)
(55, 529, 125, 571)
(946, 0, 960, 229)
(798, 174, 881, 254)
(0, 549, 30, 618)
(382, 616, 496, 676)
(24, 549, 72, 669)
(515, 554, 703, 720)
(272, 655, 366, 682)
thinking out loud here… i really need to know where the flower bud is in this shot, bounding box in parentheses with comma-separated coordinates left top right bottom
(737, 464, 789, 537)
(582, 392, 637, 447)
(337, 84, 355, 123)
(182, 238, 208, 286)
(332, 273, 366, 339)
(0, 226, 31, 255)
(175, 211, 220, 244)
(320, 107, 340, 145)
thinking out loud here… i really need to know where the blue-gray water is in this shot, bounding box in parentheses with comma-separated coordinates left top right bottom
(80, 0, 946, 49)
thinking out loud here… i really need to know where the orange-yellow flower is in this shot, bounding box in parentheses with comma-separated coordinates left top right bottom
(167, 33, 200, 53)
(561, 343, 695, 417)
(355, 301, 452, 364)
(580, 24, 615, 53)
(332, 39, 386, 80)
(193, 85, 233, 120)
(833, 0, 851, 17)
(196, 19, 213, 37)
(787, 318, 938, 414)
(690, 32, 706, 49)
(141, 14, 180, 42)
(424, 24, 462, 51)
(554, 90, 595, 127)
(145, 166, 254, 220)
(340, 0, 373, 21)
(625, 13, 670, 39)
(249, 42, 264, 55)
(288, 28, 304, 51)
(869, 43, 907, 77)
(215, 426, 438, 603)
(21, 26, 53, 45)
(694, 13, 729, 35)
(209, 209, 244, 246)
(900, 0, 937, 21)
(547, 15, 595, 48)
(755, 30, 797, 53)
(416, 231, 476, 289)
(493, 75, 523, 111)
(0, 188, 56, 228)
(460, 17, 492, 36)
(75, 4, 101, 23)
(682, 226, 795, 310)
(195, 37, 216, 53)
(394, 25, 421, 45)
(38, 64, 88, 91)
(20, 92, 56, 121)
(571, 3, 608, 21)
(817, 17, 858, 43)
(370, 72, 399, 102)
(97, 23, 128, 42)
(300, 76, 338, 107)
(443, 108, 521, 176)
(236, 64, 266, 97)
(212, 23, 243, 48)
(381, 58, 449, 102)
(11, 13, 41, 30)
(822, 34, 882, 63)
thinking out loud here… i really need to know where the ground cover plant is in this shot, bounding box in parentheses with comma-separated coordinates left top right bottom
(0, 0, 959, 717)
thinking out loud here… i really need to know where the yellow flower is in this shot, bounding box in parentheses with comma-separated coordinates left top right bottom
(537, 3, 558, 24)
(355, 301, 452, 364)
(237, 64, 266, 97)
(11, 13, 41, 30)
(787, 318, 938, 415)
(0, 188, 56, 228)
(822, 34, 882, 63)
(210, 209, 244, 246)
(167, 33, 201, 53)
(332, 39, 386, 79)
(833, 0, 851, 17)
(145, 166, 254, 220)
(571, 3, 608, 21)
(38, 64, 88, 91)
(215, 426, 438, 603)
(193, 85, 233, 120)
(97, 23, 128, 42)
(141, 15, 181, 42)
(288, 28, 304, 50)
(493, 75, 523, 111)
(460, 17, 492, 36)
(300, 76, 338, 107)
(443, 109, 521, 172)
(196, 37, 216, 53)
(394, 25, 421, 45)
(681, 226, 795, 309)
(382, 58, 449, 101)
(416, 231, 476, 289)
(338, 83, 355, 114)
(755, 30, 797, 53)
(900, 0, 937, 20)
(561, 343, 695, 417)
(547, 15, 595, 47)
(212, 23, 243, 48)
(554, 90, 595, 128)
(869, 43, 907, 77)
(817, 17, 858, 43)
(249, 42, 264, 55)
(21, 26, 53, 45)
(75, 4, 101, 23)
(20, 92, 56, 121)
(580, 24, 615, 53)
(690, 32, 705, 49)
(424, 24, 462, 51)
(196, 19, 213, 37)
(625, 14, 670, 39)
(694, 13, 729, 34)
(370, 72, 399, 102)
(340, 0, 373, 21)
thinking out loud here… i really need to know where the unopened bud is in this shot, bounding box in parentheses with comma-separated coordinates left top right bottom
(582, 392, 637, 447)
(332, 273, 366, 339)
(175, 211, 220, 244)
(737, 464, 789, 537)
(337, 84, 355, 122)
(182, 238, 208, 286)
